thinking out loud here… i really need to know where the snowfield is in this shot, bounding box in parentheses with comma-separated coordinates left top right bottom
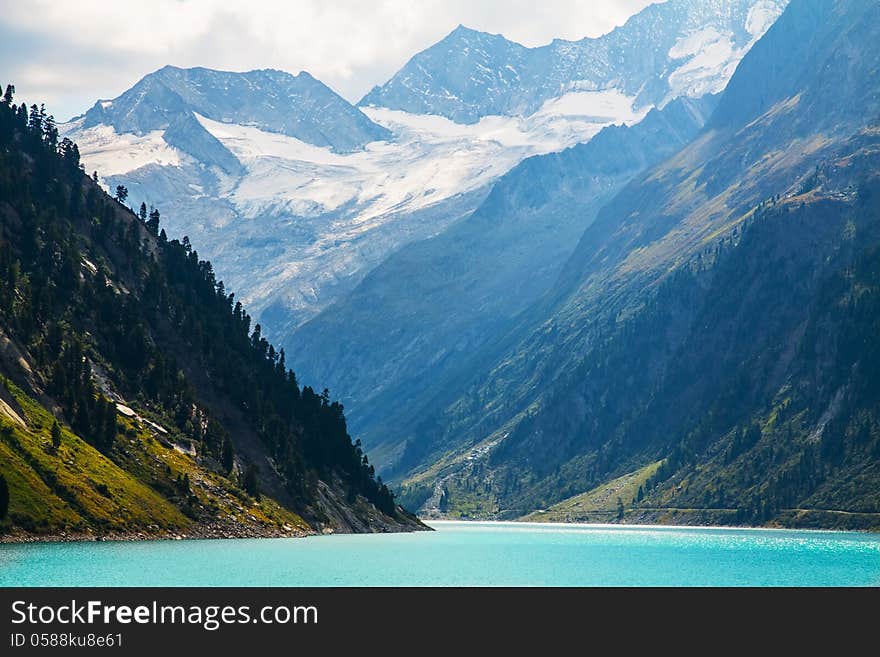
(66, 120, 184, 176)
(192, 88, 644, 226)
(70, 88, 645, 223)
(663, 0, 785, 105)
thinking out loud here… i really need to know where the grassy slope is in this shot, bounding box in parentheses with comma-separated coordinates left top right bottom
(522, 462, 661, 523)
(0, 377, 308, 538)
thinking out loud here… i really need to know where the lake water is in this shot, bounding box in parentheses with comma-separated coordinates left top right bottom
(1, 521, 879, 586)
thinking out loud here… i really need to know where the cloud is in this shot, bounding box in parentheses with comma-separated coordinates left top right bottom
(0, 0, 660, 121)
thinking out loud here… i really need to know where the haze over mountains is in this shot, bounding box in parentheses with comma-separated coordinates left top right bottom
(62, 0, 785, 335)
(51, 0, 880, 530)
(289, 93, 719, 468)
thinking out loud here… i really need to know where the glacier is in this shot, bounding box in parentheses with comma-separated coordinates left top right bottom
(64, 88, 646, 333)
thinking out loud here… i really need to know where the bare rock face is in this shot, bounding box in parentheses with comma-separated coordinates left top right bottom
(311, 477, 429, 534)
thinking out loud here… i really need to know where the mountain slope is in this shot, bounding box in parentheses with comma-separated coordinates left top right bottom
(496, 149, 880, 528)
(288, 95, 717, 470)
(386, 0, 880, 529)
(0, 91, 422, 539)
(360, 0, 786, 123)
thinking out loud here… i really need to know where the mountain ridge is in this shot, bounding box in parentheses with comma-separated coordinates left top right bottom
(81, 65, 390, 153)
(287, 94, 719, 470)
(359, 0, 787, 123)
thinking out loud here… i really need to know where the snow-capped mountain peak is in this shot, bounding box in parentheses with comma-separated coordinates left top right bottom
(359, 25, 529, 124)
(359, 0, 787, 123)
(81, 65, 390, 154)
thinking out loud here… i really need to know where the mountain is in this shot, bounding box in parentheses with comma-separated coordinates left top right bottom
(287, 94, 718, 468)
(63, 0, 782, 339)
(375, 0, 880, 530)
(81, 66, 390, 154)
(64, 69, 639, 334)
(359, 0, 787, 123)
(0, 91, 423, 539)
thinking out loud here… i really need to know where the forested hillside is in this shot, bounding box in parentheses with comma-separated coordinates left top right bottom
(0, 87, 420, 539)
(502, 141, 880, 528)
(394, 0, 880, 530)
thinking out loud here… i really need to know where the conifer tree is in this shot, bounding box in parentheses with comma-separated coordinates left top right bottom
(51, 420, 62, 450)
(147, 207, 160, 234)
(243, 464, 260, 500)
(222, 435, 235, 474)
(0, 474, 8, 520)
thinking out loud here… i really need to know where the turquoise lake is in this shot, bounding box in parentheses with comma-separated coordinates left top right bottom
(2, 521, 879, 586)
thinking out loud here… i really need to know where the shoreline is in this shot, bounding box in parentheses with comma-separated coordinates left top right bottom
(426, 519, 880, 535)
(4, 515, 877, 545)
(0, 508, 431, 544)
(0, 524, 313, 545)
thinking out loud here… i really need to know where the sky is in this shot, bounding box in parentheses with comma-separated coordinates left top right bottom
(0, 0, 660, 122)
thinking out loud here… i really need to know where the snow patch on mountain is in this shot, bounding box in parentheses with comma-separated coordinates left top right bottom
(663, 0, 785, 105)
(70, 120, 184, 176)
(666, 27, 739, 102)
(533, 90, 639, 121)
(746, 0, 784, 36)
(529, 90, 646, 145)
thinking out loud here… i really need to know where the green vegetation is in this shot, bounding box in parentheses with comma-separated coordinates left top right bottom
(0, 377, 187, 534)
(523, 462, 661, 523)
(396, 483, 433, 515)
(423, 137, 880, 530)
(504, 165, 880, 529)
(438, 484, 498, 520)
(0, 376, 308, 537)
(0, 86, 411, 538)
